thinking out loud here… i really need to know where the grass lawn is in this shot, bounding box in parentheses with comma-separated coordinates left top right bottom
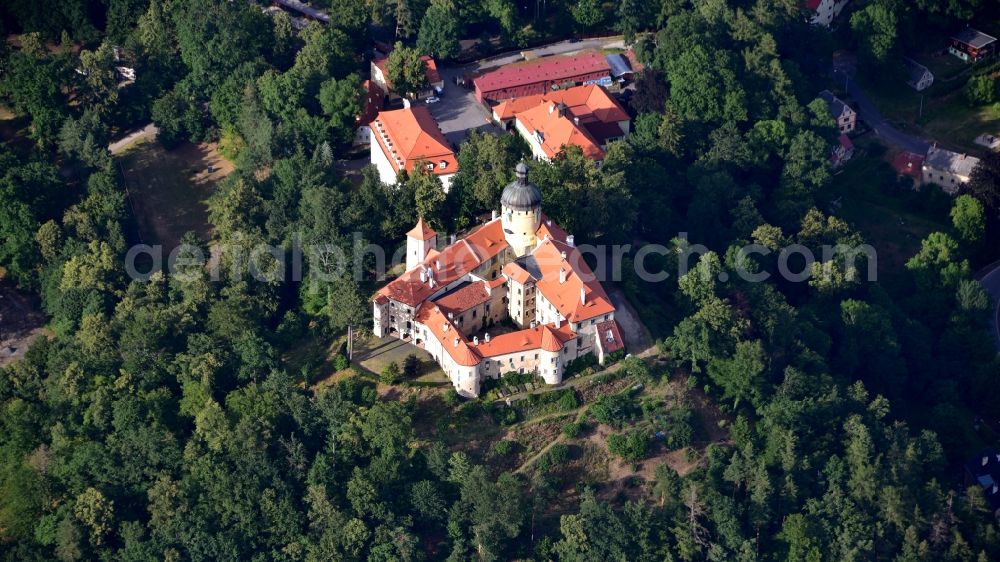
(824, 145, 950, 283)
(117, 141, 233, 249)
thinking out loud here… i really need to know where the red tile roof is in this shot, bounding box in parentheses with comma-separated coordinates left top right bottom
(493, 84, 629, 123)
(596, 320, 624, 355)
(804, 0, 822, 10)
(406, 217, 437, 240)
(476, 323, 576, 357)
(532, 239, 615, 322)
(434, 281, 492, 316)
(474, 51, 610, 94)
(502, 261, 534, 285)
(377, 220, 506, 306)
(372, 106, 457, 177)
(416, 304, 481, 366)
(893, 151, 925, 179)
(516, 101, 606, 161)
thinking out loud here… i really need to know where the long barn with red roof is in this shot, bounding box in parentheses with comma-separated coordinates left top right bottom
(473, 51, 611, 103)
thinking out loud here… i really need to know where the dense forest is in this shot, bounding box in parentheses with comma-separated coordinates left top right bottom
(2, 0, 1000, 561)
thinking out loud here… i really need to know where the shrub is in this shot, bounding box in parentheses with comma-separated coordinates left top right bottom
(562, 422, 584, 438)
(537, 443, 571, 473)
(589, 393, 634, 428)
(557, 390, 579, 411)
(403, 354, 421, 378)
(333, 354, 349, 372)
(380, 361, 401, 385)
(620, 356, 649, 380)
(965, 74, 997, 106)
(443, 388, 459, 407)
(607, 431, 649, 462)
(491, 440, 514, 457)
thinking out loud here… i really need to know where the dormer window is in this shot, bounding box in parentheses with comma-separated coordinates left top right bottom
(439, 160, 447, 169)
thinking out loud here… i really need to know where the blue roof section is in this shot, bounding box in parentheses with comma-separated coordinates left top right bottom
(605, 54, 634, 78)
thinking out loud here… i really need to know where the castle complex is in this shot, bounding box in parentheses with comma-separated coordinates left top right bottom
(373, 164, 624, 397)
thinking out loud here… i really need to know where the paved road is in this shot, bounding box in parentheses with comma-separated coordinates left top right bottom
(834, 69, 931, 155)
(978, 263, 1000, 351)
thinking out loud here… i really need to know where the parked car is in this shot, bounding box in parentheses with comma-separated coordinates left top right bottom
(425, 96, 440, 104)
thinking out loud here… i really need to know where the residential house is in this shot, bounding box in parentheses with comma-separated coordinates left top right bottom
(964, 450, 1000, 516)
(373, 164, 621, 397)
(950, 28, 998, 63)
(494, 84, 629, 164)
(892, 151, 925, 187)
(473, 51, 611, 103)
(904, 57, 934, 91)
(819, 90, 857, 134)
(805, 0, 850, 27)
(923, 145, 980, 194)
(370, 106, 457, 191)
(371, 54, 444, 100)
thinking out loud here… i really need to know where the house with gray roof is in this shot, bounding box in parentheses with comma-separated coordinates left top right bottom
(923, 145, 980, 194)
(903, 57, 934, 91)
(819, 90, 857, 134)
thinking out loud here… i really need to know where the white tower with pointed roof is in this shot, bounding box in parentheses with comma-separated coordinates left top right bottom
(406, 217, 437, 271)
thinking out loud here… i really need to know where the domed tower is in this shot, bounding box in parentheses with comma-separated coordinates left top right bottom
(501, 163, 542, 257)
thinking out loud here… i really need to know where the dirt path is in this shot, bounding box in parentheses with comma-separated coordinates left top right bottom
(108, 123, 158, 155)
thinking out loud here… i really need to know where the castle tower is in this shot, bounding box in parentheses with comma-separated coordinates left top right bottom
(500, 163, 542, 257)
(406, 217, 437, 271)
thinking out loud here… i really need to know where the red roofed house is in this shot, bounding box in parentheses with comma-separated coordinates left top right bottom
(494, 84, 630, 163)
(805, 0, 850, 27)
(473, 51, 611, 103)
(371, 53, 444, 99)
(373, 164, 620, 397)
(370, 106, 457, 191)
(892, 151, 925, 186)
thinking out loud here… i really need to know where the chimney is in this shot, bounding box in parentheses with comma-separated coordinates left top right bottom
(549, 102, 556, 114)
(573, 116, 579, 126)
(453, 338, 459, 348)
(555, 317, 561, 328)
(436, 259, 441, 271)
(560, 251, 567, 259)
(546, 219, 552, 227)
(491, 209, 498, 221)
(559, 268, 567, 284)
(473, 336, 479, 345)
(450, 234, 456, 245)
(443, 323, 449, 332)
(530, 320, 537, 329)
(566, 234, 575, 247)
(580, 288, 586, 305)
(420, 269, 427, 283)
(484, 332, 490, 343)
(448, 312, 454, 320)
